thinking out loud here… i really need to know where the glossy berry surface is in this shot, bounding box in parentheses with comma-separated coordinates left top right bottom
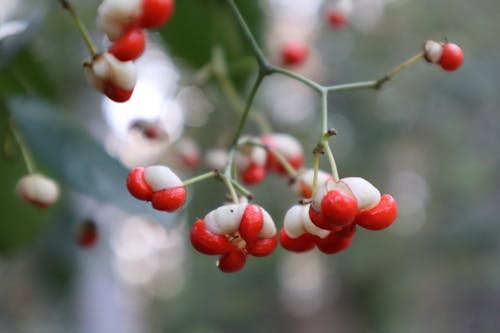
(108, 27, 146, 61)
(320, 190, 358, 227)
(127, 167, 153, 201)
(151, 186, 186, 212)
(439, 43, 464, 71)
(140, 0, 175, 28)
(355, 194, 397, 230)
(241, 163, 266, 185)
(281, 41, 308, 66)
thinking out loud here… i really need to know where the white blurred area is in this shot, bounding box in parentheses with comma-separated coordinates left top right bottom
(278, 251, 336, 317)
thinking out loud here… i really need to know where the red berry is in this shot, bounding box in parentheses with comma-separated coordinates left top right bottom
(327, 9, 347, 29)
(108, 28, 146, 61)
(140, 0, 175, 28)
(355, 194, 397, 230)
(320, 190, 358, 227)
(315, 226, 355, 254)
(104, 85, 134, 103)
(217, 250, 246, 273)
(247, 235, 278, 257)
(439, 43, 464, 71)
(127, 167, 153, 201)
(77, 219, 98, 248)
(241, 163, 266, 185)
(190, 219, 234, 255)
(308, 206, 331, 230)
(281, 41, 309, 66)
(239, 204, 264, 245)
(279, 229, 316, 252)
(151, 186, 186, 211)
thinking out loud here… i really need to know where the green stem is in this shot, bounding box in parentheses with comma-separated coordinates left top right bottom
(326, 80, 378, 92)
(269, 66, 324, 93)
(231, 74, 265, 146)
(225, 0, 269, 69)
(374, 51, 425, 89)
(319, 91, 339, 181)
(231, 180, 253, 199)
(222, 148, 240, 204)
(182, 170, 218, 187)
(9, 121, 36, 174)
(59, 0, 98, 57)
(311, 150, 321, 199)
(324, 144, 339, 182)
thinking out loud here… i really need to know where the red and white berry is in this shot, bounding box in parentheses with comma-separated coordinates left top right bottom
(290, 168, 331, 198)
(108, 27, 146, 61)
(281, 41, 309, 66)
(235, 137, 267, 185)
(423, 40, 464, 71)
(126, 165, 186, 212)
(261, 133, 304, 175)
(139, 0, 175, 28)
(173, 138, 201, 170)
(15, 173, 60, 208)
(280, 203, 356, 254)
(84, 52, 137, 102)
(190, 201, 277, 273)
(309, 177, 397, 231)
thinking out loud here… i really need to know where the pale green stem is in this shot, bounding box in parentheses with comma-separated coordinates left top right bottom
(59, 0, 98, 57)
(269, 66, 324, 93)
(9, 121, 36, 174)
(182, 171, 218, 187)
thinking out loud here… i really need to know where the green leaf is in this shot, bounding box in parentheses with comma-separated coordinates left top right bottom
(8, 96, 176, 224)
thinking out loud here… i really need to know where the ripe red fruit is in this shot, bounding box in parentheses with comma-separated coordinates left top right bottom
(108, 27, 146, 61)
(355, 194, 397, 230)
(281, 41, 309, 66)
(439, 43, 464, 71)
(104, 85, 134, 102)
(127, 167, 153, 201)
(77, 219, 98, 248)
(315, 225, 355, 254)
(140, 0, 175, 28)
(217, 250, 247, 273)
(247, 236, 278, 257)
(279, 229, 316, 252)
(151, 186, 186, 212)
(241, 163, 266, 185)
(320, 190, 358, 227)
(190, 219, 234, 255)
(327, 9, 347, 29)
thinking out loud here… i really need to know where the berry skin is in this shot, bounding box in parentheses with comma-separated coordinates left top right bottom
(108, 27, 146, 61)
(261, 133, 304, 175)
(355, 194, 397, 230)
(281, 41, 309, 66)
(240, 162, 266, 185)
(126, 167, 153, 201)
(279, 230, 316, 252)
(77, 219, 99, 248)
(151, 186, 186, 212)
(315, 225, 356, 254)
(439, 43, 464, 71)
(15, 173, 60, 208)
(217, 251, 247, 273)
(320, 190, 358, 227)
(327, 9, 347, 29)
(139, 0, 175, 28)
(190, 219, 234, 255)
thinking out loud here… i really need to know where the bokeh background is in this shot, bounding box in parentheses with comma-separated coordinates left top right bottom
(1, 0, 499, 332)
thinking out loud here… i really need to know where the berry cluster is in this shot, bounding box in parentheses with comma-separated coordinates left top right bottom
(190, 200, 277, 273)
(127, 165, 186, 212)
(85, 0, 175, 102)
(281, 177, 397, 254)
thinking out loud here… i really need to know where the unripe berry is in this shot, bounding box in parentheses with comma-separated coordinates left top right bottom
(108, 27, 146, 61)
(281, 41, 309, 66)
(15, 173, 60, 208)
(439, 42, 464, 71)
(139, 0, 175, 28)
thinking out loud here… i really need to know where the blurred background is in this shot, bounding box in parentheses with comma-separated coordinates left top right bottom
(1, 0, 499, 332)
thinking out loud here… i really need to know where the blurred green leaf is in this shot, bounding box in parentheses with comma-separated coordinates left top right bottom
(8, 96, 175, 223)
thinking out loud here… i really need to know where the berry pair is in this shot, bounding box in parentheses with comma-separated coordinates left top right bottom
(280, 204, 356, 254)
(424, 40, 464, 71)
(86, 0, 175, 102)
(127, 165, 186, 212)
(309, 177, 397, 231)
(190, 202, 277, 273)
(16, 173, 60, 208)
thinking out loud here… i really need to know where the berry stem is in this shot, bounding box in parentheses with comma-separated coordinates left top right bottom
(231, 180, 253, 199)
(59, 0, 98, 57)
(311, 148, 321, 199)
(374, 51, 425, 89)
(319, 91, 340, 181)
(269, 66, 324, 93)
(222, 149, 240, 204)
(225, 0, 269, 70)
(212, 47, 272, 134)
(182, 170, 219, 187)
(8, 120, 36, 174)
